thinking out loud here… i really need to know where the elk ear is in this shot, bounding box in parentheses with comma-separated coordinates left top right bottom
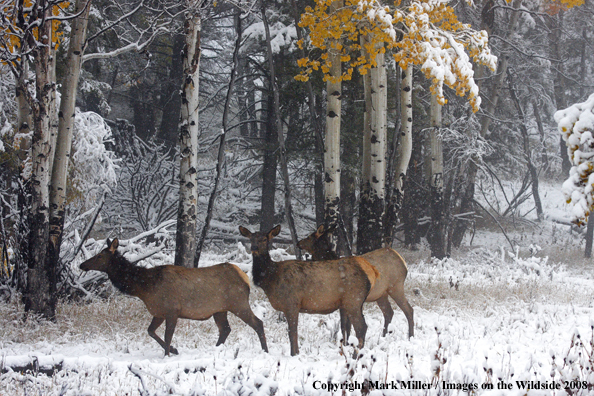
(109, 238, 119, 252)
(239, 226, 252, 238)
(106, 238, 112, 247)
(315, 224, 325, 236)
(269, 225, 281, 238)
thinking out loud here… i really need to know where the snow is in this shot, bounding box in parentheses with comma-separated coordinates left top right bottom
(243, 20, 298, 54)
(3, 224, 594, 395)
(555, 93, 594, 224)
(70, 109, 118, 209)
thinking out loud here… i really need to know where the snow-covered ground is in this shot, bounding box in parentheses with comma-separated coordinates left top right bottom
(2, 240, 594, 395)
(2, 183, 594, 395)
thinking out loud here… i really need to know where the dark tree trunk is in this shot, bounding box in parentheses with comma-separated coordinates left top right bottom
(262, 6, 300, 256)
(194, 12, 242, 266)
(314, 174, 325, 225)
(132, 84, 157, 141)
(158, 34, 184, 146)
(337, 171, 355, 256)
(357, 188, 384, 254)
(509, 73, 543, 220)
(451, 173, 475, 248)
(586, 215, 594, 258)
(548, 12, 571, 176)
(260, 93, 278, 232)
(402, 144, 425, 248)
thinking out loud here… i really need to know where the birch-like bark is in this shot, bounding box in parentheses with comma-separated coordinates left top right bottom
(49, 0, 92, 271)
(262, 6, 300, 257)
(426, 95, 446, 258)
(324, 0, 343, 245)
(395, 66, 413, 211)
(384, 65, 412, 245)
(25, 0, 57, 319)
(357, 38, 387, 254)
(175, 6, 201, 267)
(15, 65, 32, 163)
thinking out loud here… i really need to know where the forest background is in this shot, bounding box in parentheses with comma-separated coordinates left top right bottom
(2, 0, 592, 315)
(1, 0, 594, 392)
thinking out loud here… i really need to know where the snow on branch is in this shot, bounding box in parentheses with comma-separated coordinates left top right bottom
(555, 93, 594, 226)
(297, 0, 497, 111)
(70, 110, 118, 209)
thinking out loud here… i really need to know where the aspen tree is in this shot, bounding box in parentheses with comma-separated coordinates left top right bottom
(324, 0, 344, 245)
(298, 0, 497, 250)
(175, 1, 203, 267)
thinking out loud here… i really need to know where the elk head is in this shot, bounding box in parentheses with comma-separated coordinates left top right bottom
(297, 224, 336, 259)
(239, 225, 280, 256)
(80, 238, 119, 272)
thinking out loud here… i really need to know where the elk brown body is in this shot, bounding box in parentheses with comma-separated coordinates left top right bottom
(79, 238, 268, 356)
(298, 224, 414, 339)
(239, 225, 379, 356)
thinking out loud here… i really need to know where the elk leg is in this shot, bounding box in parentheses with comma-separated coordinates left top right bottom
(389, 287, 414, 338)
(376, 295, 394, 337)
(339, 308, 352, 344)
(164, 317, 179, 356)
(285, 309, 300, 356)
(232, 307, 268, 352)
(147, 317, 169, 352)
(213, 312, 231, 346)
(346, 308, 367, 349)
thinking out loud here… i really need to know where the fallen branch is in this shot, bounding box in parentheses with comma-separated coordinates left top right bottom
(473, 199, 515, 250)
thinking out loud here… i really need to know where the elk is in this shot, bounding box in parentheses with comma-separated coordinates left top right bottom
(239, 225, 379, 356)
(298, 224, 414, 339)
(79, 238, 268, 356)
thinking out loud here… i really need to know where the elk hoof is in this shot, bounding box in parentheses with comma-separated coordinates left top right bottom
(169, 346, 179, 355)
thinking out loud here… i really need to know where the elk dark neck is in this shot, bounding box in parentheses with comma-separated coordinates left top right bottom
(106, 253, 148, 296)
(313, 250, 339, 261)
(251, 252, 277, 288)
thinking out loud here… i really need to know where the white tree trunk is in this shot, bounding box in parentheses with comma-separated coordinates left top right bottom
(369, 48, 387, 202)
(357, 38, 387, 254)
(426, 95, 446, 258)
(175, 7, 201, 267)
(25, 1, 57, 319)
(15, 65, 32, 164)
(393, 65, 413, 216)
(324, 0, 343, 235)
(49, 0, 91, 264)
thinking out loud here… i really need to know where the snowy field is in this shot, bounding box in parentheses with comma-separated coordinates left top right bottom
(2, 185, 594, 395)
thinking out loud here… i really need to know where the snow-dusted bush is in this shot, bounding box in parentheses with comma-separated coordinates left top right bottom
(69, 110, 118, 211)
(555, 93, 594, 226)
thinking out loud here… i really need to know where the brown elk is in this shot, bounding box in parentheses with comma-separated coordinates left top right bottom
(239, 225, 379, 356)
(79, 238, 268, 356)
(298, 224, 414, 339)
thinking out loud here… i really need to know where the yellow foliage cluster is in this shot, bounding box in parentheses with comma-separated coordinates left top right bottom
(297, 0, 497, 111)
(1, 0, 69, 63)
